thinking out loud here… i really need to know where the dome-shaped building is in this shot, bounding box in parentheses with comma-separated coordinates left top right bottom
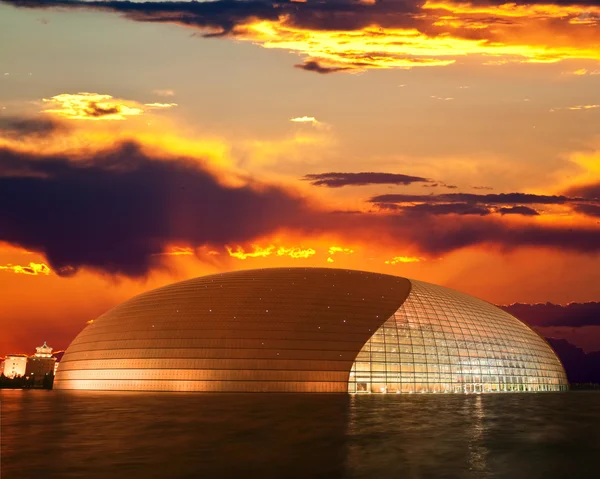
(55, 268, 568, 393)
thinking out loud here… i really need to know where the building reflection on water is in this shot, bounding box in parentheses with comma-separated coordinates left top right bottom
(1, 391, 599, 479)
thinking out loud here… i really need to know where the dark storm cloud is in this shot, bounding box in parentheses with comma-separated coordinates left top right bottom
(369, 192, 585, 205)
(375, 202, 491, 216)
(497, 206, 540, 216)
(0, 116, 65, 138)
(340, 206, 600, 253)
(399, 216, 600, 254)
(573, 204, 600, 217)
(563, 182, 600, 217)
(294, 61, 352, 74)
(0, 142, 309, 277)
(502, 302, 600, 328)
(0, 0, 282, 35)
(370, 192, 600, 218)
(5, 0, 600, 28)
(2, 142, 600, 278)
(566, 182, 600, 200)
(0, 0, 419, 34)
(1, 0, 378, 37)
(302, 172, 431, 188)
(373, 203, 402, 211)
(4, 0, 600, 58)
(422, 183, 457, 189)
(4, 0, 600, 74)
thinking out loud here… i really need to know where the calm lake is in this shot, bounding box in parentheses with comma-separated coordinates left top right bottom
(1, 390, 599, 478)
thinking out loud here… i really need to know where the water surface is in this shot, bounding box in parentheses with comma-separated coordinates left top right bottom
(2, 391, 599, 479)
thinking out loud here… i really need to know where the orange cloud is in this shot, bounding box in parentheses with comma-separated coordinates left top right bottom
(0, 262, 51, 275)
(232, 3, 600, 72)
(422, 2, 600, 19)
(384, 256, 424, 265)
(5, 1, 600, 72)
(567, 105, 600, 111)
(328, 246, 354, 255)
(42, 93, 144, 120)
(226, 244, 316, 260)
(153, 246, 195, 256)
(550, 146, 600, 196)
(144, 103, 178, 109)
(238, 22, 458, 71)
(567, 68, 600, 75)
(226, 245, 275, 260)
(276, 246, 316, 258)
(0, 96, 237, 175)
(550, 104, 600, 112)
(0, 96, 338, 187)
(326, 245, 355, 263)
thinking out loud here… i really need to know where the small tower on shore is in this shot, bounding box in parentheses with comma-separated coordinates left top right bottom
(25, 342, 57, 383)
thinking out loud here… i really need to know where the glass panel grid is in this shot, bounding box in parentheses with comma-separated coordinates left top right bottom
(349, 280, 568, 394)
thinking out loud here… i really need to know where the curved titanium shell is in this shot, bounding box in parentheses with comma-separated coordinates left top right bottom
(55, 268, 568, 393)
(56, 268, 411, 392)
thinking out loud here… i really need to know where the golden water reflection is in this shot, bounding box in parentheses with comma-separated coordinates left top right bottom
(1, 390, 598, 478)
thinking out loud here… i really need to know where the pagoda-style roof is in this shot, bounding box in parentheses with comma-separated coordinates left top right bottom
(34, 341, 53, 357)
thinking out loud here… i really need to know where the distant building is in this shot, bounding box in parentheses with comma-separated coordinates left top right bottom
(25, 342, 57, 384)
(3, 354, 28, 378)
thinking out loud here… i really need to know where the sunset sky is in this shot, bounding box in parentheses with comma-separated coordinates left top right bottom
(0, 0, 599, 357)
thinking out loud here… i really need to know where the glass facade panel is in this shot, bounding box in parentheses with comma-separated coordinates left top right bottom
(349, 280, 568, 393)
